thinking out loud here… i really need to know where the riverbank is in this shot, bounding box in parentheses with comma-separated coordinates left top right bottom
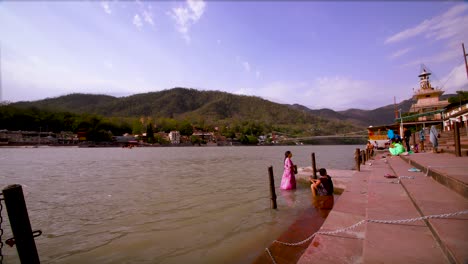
(258, 151, 468, 263)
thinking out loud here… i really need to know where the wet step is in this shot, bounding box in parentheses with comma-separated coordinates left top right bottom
(399, 154, 468, 199)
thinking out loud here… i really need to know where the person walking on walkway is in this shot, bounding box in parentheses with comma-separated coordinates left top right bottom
(280, 150, 296, 190)
(430, 125, 439, 153)
(419, 127, 425, 152)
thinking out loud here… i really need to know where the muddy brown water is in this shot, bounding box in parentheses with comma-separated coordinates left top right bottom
(0, 145, 358, 263)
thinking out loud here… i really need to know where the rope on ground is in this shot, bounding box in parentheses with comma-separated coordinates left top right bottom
(265, 248, 277, 264)
(389, 175, 415, 184)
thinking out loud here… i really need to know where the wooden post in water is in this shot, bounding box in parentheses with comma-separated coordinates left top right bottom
(311, 152, 318, 179)
(355, 148, 361, 171)
(361, 150, 366, 165)
(2, 184, 41, 264)
(268, 166, 277, 209)
(454, 122, 461, 157)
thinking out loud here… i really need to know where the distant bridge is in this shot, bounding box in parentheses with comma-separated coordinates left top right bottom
(278, 134, 367, 143)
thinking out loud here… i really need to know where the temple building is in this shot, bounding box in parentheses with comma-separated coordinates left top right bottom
(408, 68, 449, 122)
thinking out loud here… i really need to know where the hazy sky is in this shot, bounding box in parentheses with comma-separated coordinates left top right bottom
(1, 1, 467, 110)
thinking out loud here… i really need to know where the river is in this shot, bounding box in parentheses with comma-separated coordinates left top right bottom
(0, 145, 359, 263)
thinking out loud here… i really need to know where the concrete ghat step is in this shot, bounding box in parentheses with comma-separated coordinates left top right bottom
(386, 157, 468, 264)
(399, 154, 468, 199)
(362, 157, 448, 264)
(297, 169, 370, 263)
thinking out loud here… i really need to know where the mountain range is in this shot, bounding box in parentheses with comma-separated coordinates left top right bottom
(9, 87, 453, 132)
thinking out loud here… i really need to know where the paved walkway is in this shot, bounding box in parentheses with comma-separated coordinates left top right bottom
(278, 152, 468, 264)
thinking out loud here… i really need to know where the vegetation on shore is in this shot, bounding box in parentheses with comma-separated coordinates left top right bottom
(3, 87, 458, 143)
(1, 88, 365, 143)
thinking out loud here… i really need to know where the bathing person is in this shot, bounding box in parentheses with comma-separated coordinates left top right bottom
(280, 150, 296, 190)
(311, 168, 334, 196)
(430, 125, 439, 153)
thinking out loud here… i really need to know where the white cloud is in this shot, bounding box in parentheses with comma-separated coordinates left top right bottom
(256, 71, 260, 79)
(243, 61, 251, 72)
(401, 49, 462, 68)
(386, 4, 468, 69)
(439, 63, 468, 93)
(385, 4, 468, 44)
(389, 47, 412, 59)
(142, 10, 154, 26)
(101, 1, 112, 15)
(168, 0, 206, 43)
(187, 0, 206, 20)
(236, 77, 401, 110)
(133, 14, 143, 30)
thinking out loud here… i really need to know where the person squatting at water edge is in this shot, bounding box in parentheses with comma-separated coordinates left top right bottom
(310, 168, 334, 196)
(280, 150, 296, 190)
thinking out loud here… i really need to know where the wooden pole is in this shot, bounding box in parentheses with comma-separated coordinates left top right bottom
(355, 148, 361, 171)
(361, 150, 366, 165)
(463, 43, 468, 80)
(2, 184, 41, 264)
(454, 122, 461, 157)
(311, 152, 317, 179)
(268, 166, 277, 209)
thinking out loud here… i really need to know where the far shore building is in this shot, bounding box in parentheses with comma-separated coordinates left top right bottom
(169, 131, 181, 144)
(192, 131, 215, 142)
(443, 100, 468, 132)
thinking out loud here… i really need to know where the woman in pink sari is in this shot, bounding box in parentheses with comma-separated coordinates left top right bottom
(280, 150, 296, 190)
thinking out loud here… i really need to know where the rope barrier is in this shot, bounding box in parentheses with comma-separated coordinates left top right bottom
(266, 210, 468, 262)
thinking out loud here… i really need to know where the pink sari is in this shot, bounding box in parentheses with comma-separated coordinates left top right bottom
(280, 157, 296, 190)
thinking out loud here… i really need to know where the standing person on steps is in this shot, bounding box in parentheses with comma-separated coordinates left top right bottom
(430, 125, 439, 153)
(280, 150, 296, 190)
(403, 127, 412, 152)
(419, 127, 426, 152)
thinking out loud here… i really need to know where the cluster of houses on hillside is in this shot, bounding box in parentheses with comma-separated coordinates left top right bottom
(0, 129, 222, 146)
(0, 129, 276, 146)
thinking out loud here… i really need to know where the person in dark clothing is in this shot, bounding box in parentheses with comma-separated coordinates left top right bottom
(403, 127, 412, 152)
(311, 168, 334, 196)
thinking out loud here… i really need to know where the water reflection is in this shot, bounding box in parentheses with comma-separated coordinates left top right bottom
(311, 195, 335, 218)
(279, 189, 296, 207)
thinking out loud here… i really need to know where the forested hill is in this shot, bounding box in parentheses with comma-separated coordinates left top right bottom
(9, 88, 362, 135)
(12, 88, 316, 124)
(9, 88, 455, 133)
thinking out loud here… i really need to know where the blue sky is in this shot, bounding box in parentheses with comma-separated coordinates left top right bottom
(1, 1, 467, 111)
